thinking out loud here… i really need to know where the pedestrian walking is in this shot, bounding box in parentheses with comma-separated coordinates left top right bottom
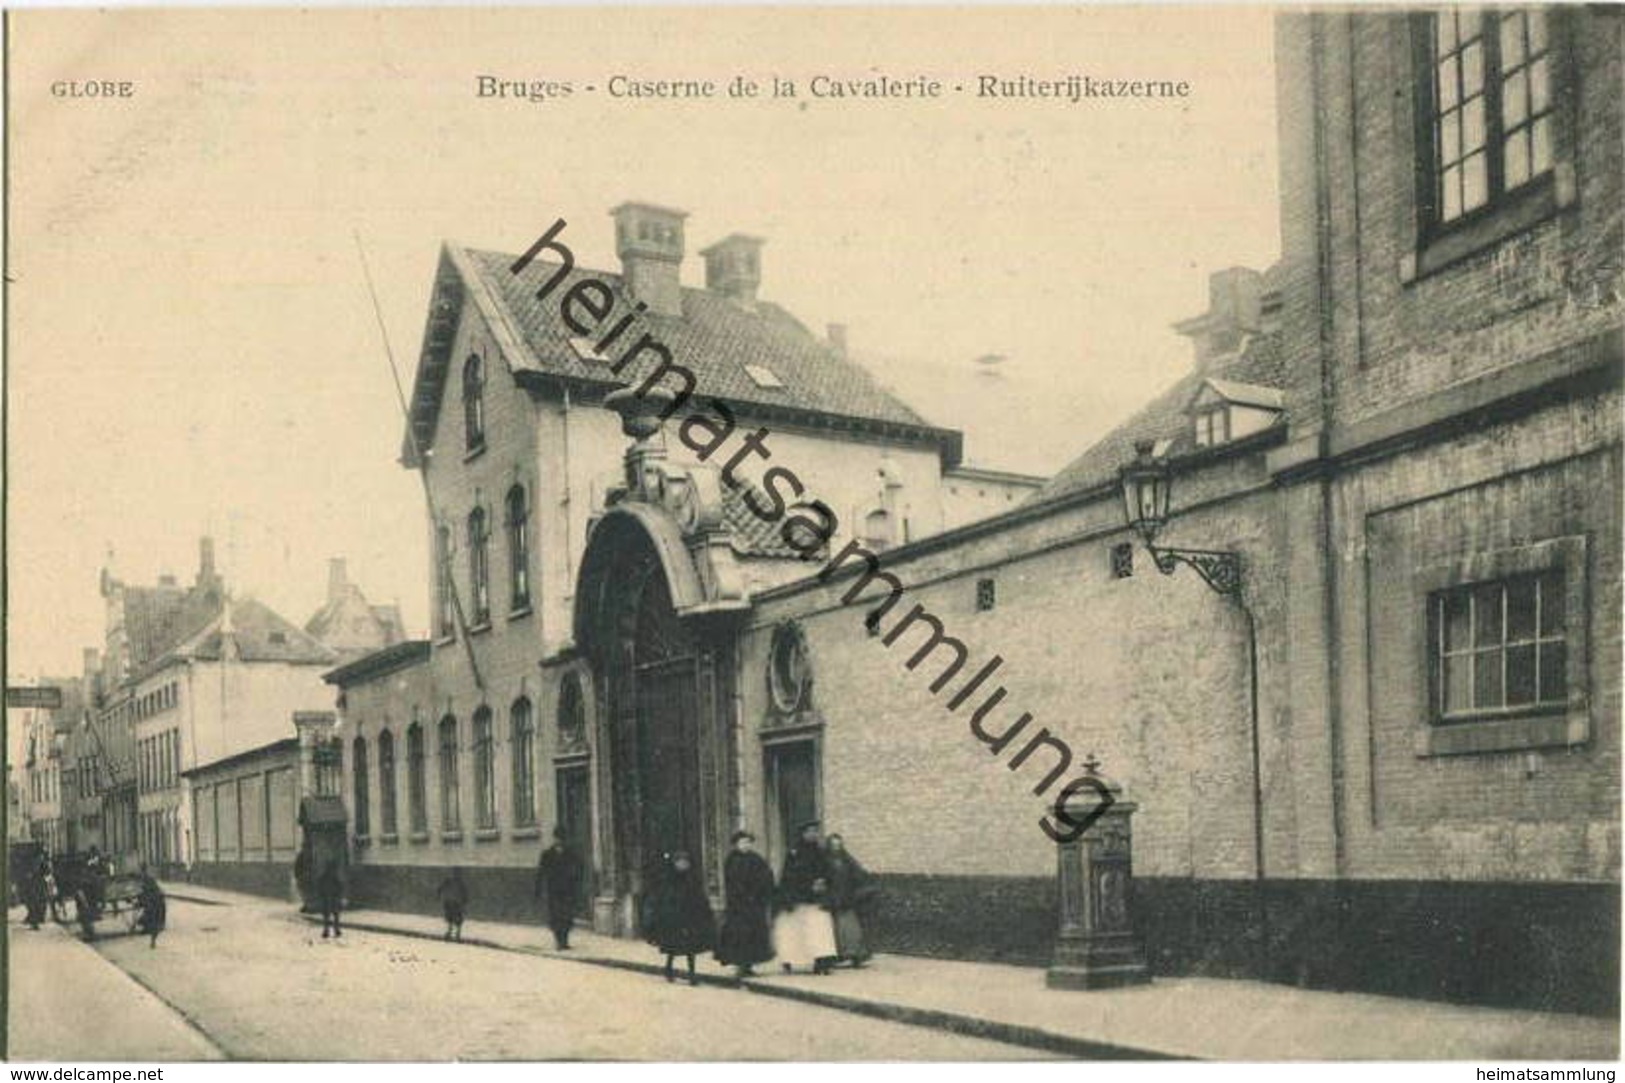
(84, 845, 107, 920)
(42, 854, 65, 923)
(824, 833, 878, 968)
(135, 865, 166, 949)
(315, 859, 344, 939)
(643, 851, 714, 986)
(437, 867, 469, 942)
(22, 853, 49, 929)
(535, 828, 583, 950)
(715, 829, 775, 981)
(772, 820, 838, 975)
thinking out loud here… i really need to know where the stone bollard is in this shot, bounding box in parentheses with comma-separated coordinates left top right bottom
(1047, 758, 1150, 990)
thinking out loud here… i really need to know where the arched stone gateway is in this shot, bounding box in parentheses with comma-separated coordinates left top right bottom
(573, 425, 750, 936)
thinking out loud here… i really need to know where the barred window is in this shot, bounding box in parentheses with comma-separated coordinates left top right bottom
(352, 736, 370, 838)
(473, 707, 496, 830)
(1433, 570, 1566, 720)
(506, 484, 531, 612)
(468, 507, 491, 626)
(510, 698, 536, 828)
(439, 715, 462, 832)
(377, 730, 398, 837)
(463, 354, 486, 452)
(435, 524, 456, 639)
(406, 722, 428, 834)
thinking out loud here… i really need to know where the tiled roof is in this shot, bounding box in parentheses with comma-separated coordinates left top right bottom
(1031, 329, 1288, 504)
(159, 598, 337, 669)
(405, 244, 961, 464)
(122, 584, 215, 669)
(722, 479, 807, 560)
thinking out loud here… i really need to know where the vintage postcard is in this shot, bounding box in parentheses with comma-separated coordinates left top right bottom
(4, 2, 1621, 1067)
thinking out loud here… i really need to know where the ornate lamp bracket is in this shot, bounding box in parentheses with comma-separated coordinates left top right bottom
(1147, 545, 1243, 597)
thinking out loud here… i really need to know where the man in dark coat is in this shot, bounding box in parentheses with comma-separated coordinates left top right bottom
(715, 829, 775, 980)
(535, 828, 583, 950)
(437, 867, 470, 942)
(315, 859, 344, 939)
(643, 851, 714, 985)
(135, 865, 166, 949)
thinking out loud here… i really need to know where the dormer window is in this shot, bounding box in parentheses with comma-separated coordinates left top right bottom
(1186, 378, 1284, 449)
(1194, 406, 1230, 448)
(744, 364, 784, 389)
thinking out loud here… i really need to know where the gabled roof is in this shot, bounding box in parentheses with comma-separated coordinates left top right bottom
(156, 598, 337, 669)
(1191, 375, 1286, 412)
(1031, 326, 1288, 504)
(123, 582, 222, 671)
(403, 243, 962, 466)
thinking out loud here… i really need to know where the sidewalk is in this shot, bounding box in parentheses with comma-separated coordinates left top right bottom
(7, 914, 225, 1061)
(161, 880, 1618, 1061)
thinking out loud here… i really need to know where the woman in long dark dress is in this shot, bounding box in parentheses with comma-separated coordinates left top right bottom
(715, 830, 775, 980)
(643, 851, 714, 986)
(824, 833, 879, 967)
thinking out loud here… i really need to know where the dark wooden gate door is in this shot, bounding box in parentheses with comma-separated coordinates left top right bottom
(635, 657, 702, 868)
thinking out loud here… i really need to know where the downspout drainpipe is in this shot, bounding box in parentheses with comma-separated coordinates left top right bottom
(1240, 598, 1268, 979)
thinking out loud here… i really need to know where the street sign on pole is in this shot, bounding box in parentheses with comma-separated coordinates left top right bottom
(6, 686, 63, 710)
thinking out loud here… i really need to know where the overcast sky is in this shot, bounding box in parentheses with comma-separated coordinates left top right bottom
(6, 5, 1281, 684)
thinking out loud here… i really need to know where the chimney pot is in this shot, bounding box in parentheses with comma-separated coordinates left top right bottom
(327, 557, 348, 605)
(610, 202, 688, 317)
(198, 536, 217, 587)
(827, 323, 848, 356)
(700, 233, 765, 304)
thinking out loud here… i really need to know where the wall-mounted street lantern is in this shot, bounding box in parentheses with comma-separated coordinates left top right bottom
(1119, 440, 1243, 596)
(1117, 438, 1270, 977)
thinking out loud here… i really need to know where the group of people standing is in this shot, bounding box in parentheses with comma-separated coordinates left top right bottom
(643, 820, 878, 984)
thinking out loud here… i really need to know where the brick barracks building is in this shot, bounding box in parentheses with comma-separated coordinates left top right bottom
(327, 9, 1621, 1015)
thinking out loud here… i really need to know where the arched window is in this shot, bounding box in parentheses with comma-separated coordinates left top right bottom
(506, 484, 531, 612)
(556, 672, 587, 753)
(377, 730, 397, 837)
(863, 508, 894, 552)
(406, 722, 427, 834)
(352, 736, 370, 838)
(473, 707, 496, 830)
(435, 523, 455, 639)
(510, 698, 536, 827)
(468, 507, 491, 625)
(463, 354, 485, 451)
(438, 714, 462, 832)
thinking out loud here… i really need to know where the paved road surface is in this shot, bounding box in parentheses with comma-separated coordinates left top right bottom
(18, 897, 1050, 1061)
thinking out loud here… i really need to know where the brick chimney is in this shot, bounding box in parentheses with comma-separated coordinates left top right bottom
(827, 323, 848, 357)
(327, 557, 349, 606)
(611, 202, 687, 317)
(197, 536, 218, 589)
(1173, 267, 1264, 369)
(699, 233, 764, 304)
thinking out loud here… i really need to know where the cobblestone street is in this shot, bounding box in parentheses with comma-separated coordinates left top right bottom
(9, 899, 1051, 1061)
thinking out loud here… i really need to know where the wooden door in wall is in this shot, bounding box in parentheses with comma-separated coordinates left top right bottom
(634, 657, 703, 876)
(555, 763, 593, 916)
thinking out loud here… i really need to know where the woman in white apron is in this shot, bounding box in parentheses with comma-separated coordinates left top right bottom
(772, 820, 838, 975)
